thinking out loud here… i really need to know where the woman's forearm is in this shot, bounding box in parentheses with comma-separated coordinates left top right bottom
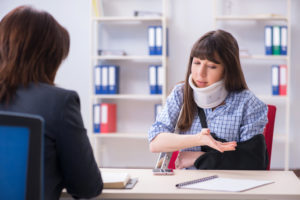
(149, 132, 200, 153)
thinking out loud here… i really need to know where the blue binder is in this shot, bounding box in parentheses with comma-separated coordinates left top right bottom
(280, 26, 287, 55)
(156, 65, 162, 94)
(155, 26, 162, 55)
(148, 26, 156, 55)
(93, 103, 101, 133)
(108, 65, 119, 94)
(271, 65, 280, 95)
(94, 65, 102, 94)
(101, 65, 109, 94)
(265, 26, 273, 55)
(149, 65, 157, 94)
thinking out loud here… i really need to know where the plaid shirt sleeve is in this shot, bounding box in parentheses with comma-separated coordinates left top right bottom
(239, 92, 268, 142)
(148, 84, 184, 142)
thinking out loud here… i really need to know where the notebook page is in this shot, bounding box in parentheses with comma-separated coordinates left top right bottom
(180, 177, 273, 192)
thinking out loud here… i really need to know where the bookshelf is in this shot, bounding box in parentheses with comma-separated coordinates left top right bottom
(213, 0, 291, 170)
(90, 0, 168, 168)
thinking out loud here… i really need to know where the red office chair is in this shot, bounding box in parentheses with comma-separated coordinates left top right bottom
(264, 104, 276, 170)
(167, 104, 276, 170)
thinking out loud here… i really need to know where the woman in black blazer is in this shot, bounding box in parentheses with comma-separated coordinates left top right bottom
(0, 6, 103, 200)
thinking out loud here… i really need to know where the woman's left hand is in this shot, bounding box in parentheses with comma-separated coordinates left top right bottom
(175, 151, 205, 169)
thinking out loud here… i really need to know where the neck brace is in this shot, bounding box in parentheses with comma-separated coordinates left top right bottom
(188, 74, 228, 109)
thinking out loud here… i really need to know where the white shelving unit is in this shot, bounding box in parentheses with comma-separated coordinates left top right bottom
(213, 0, 291, 170)
(90, 0, 168, 167)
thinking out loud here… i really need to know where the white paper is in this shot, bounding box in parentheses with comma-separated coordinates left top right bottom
(180, 177, 273, 192)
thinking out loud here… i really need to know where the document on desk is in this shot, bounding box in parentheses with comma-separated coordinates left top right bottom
(176, 175, 274, 192)
(102, 172, 138, 189)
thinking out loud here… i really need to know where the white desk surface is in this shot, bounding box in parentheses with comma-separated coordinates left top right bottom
(98, 168, 300, 200)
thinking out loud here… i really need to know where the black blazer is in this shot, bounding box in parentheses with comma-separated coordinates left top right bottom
(0, 83, 103, 200)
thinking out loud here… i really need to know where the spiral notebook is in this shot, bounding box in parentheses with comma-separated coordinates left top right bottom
(175, 175, 274, 192)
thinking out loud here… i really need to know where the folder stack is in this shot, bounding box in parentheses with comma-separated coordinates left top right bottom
(94, 65, 120, 94)
(271, 64, 287, 96)
(265, 25, 287, 55)
(148, 26, 163, 55)
(93, 103, 117, 133)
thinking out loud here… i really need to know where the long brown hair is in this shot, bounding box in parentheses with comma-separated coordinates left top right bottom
(0, 6, 70, 103)
(177, 30, 248, 131)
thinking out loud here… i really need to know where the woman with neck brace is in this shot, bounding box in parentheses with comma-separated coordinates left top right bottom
(148, 30, 268, 170)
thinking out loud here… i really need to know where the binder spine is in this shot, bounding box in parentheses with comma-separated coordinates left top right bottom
(271, 65, 280, 95)
(108, 65, 119, 94)
(272, 26, 281, 55)
(149, 65, 157, 94)
(93, 103, 101, 133)
(94, 65, 102, 94)
(280, 26, 287, 55)
(148, 26, 156, 55)
(101, 103, 117, 133)
(157, 65, 162, 94)
(155, 26, 162, 55)
(102, 65, 109, 94)
(265, 26, 273, 55)
(279, 64, 287, 96)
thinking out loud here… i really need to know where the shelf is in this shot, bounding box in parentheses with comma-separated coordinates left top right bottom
(94, 55, 163, 61)
(215, 15, 288, 21)
(240, 55, 288, 60)
(93, 94, 163, 100)
(257, 95, 287, 103)
(90, 133, 148, 139)
(93, 16, 163, 22)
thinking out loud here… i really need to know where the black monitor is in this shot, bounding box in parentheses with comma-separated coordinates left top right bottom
(0, 111, 44, 200)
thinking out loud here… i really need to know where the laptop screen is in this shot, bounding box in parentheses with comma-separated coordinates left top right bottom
(0, 126, 30, 200)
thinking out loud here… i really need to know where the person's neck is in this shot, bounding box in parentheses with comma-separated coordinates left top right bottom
(212, 101, 226, 111)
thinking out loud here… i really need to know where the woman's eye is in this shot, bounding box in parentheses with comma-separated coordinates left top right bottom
(208, 65, 217, 69)
(193, 62, 201, 65)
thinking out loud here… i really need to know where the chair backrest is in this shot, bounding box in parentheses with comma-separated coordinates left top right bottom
(0, 112, 44, 200)
(167, 104, 277, 170)
(263, 105, 276, 170)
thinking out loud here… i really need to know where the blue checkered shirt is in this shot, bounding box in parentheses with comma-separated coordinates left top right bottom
(148, 83, 268, 152)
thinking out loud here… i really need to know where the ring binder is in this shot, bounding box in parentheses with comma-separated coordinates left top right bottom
(175, 175, 218, 188)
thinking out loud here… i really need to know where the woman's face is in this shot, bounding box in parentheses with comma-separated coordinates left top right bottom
(191, 57, 225, 88)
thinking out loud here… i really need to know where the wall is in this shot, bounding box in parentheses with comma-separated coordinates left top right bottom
(0, 0, 299, 169)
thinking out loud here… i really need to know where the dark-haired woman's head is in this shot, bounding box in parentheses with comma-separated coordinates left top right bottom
(178, 29, 248, 131)
(0, 5, 70, 102)
(186, 29, 247, 92)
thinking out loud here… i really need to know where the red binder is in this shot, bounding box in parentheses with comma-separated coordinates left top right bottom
(279, 64, 287, 96)
(100, 103, 117, 133)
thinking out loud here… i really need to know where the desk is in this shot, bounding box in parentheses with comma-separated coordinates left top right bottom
(98, 168, 300, 200)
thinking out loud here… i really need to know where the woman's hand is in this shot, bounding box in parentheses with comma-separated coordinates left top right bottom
(197, 128, 237, 152)
(175, 151, 205, 169)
